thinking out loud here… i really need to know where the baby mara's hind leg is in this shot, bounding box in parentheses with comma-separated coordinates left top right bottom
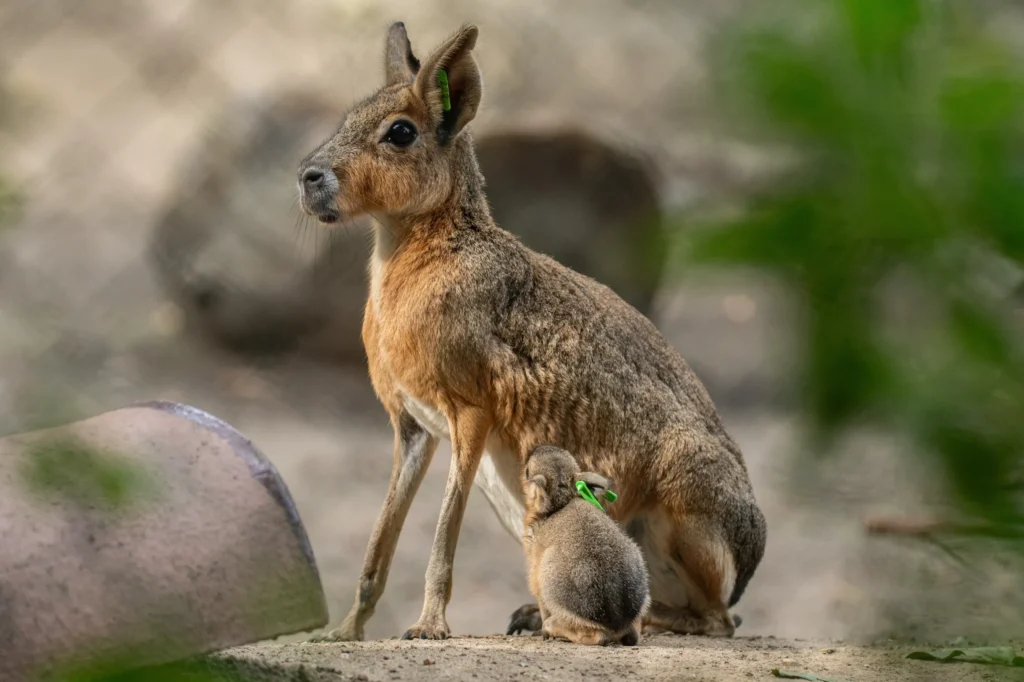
(541, 607, 613, 646)
(617, 615, 643, 647)
(627, 512, 739, 637)
(511, 585, 646, 646)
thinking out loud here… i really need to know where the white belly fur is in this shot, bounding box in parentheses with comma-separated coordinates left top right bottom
(399, 387, 525, 541)
(475, 445, 526, 540)
(400, 389, 450, 439)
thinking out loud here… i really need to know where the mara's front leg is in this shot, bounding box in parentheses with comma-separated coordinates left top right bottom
(316, 411, 438, 641)
(402, 406, 491, 639)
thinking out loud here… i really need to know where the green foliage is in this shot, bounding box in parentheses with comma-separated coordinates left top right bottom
(0, 176, 16, 228)
(907, 647, 1024, 666)
(692, 0, 1024, 534)
(771, 670, 846, 682)
(43, 655, 274, 682)
(0, 83, 15, 229)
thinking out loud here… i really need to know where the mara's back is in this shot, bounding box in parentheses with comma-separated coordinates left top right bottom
(453, 222, 750, 496)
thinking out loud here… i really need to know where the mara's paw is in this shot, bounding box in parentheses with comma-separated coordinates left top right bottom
(308, 625, 362, 643)
(401, 618, 450, 640)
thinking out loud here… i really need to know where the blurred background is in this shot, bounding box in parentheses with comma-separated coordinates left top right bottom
(2, 0, 1023, 645)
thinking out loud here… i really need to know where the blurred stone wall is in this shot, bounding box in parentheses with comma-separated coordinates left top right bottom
(0, 0, 788, 427)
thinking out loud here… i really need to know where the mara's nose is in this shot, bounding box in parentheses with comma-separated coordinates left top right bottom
(301, 168, 325, 190)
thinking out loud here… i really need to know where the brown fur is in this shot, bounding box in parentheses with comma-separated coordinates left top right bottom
(298, 22, 766, 641)
(514, 445, 649, 646)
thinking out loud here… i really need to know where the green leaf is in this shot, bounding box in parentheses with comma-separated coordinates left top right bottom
(687, 194, 821, 271)
(771, 669, 847, 682)
(947, 297, 1012, 366)
(906, 647, 1024, 666)
(842, 0, 923, 69)
(738, 33, 849, 142)
(45, 655, 267, 682)
(692, 0, 1024, 537)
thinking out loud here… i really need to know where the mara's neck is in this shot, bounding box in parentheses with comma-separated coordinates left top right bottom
(368, 136, 490, 310)
(371, 135, 490, 263)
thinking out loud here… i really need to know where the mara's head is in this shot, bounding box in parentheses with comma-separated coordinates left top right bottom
(523, 445, 614, 517)
(297, 22, 483, 224)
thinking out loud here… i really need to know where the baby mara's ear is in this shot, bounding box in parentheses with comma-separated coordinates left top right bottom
(384, 21, 420, 86)
(413, 24, 481, 145)
(578, 471, 612, 495)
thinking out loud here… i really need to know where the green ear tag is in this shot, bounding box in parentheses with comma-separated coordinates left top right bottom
(575, 481, 617, 512)
(437, 69, 451, 112)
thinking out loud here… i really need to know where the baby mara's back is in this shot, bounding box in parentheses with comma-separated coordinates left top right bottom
(530, 499, 649, 636)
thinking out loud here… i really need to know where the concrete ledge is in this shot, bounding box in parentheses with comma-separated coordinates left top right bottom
(185, 636, 967, 682)
(0, 402, 328, 680)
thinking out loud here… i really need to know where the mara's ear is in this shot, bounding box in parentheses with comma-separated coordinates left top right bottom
(413, 24, 482, 145)
(384, 21, 420, 86)
(578, 472, 612, 494)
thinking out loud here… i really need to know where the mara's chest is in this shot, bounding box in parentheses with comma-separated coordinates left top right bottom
(362, 256, 494, 431)
(362, 273, 470, 442)
(362, 301, 443, 421)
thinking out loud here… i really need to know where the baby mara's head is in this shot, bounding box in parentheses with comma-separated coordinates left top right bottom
(523, 445, 613, 518)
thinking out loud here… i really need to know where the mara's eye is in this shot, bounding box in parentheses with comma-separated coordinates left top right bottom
(383, 120, 417, 147)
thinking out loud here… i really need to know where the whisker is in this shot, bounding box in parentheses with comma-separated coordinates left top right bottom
(326, 222, 341, 270)
(372, 214, 400, 246)
(342, 216, 369, 273)
(292, 208, 305, 250)
(296, 214, 316, 286)
(313, 220, 321, 274)
(301, 214, 313, 256)
(294, 215, 305, 254)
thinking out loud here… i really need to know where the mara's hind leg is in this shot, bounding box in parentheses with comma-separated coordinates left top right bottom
(506, 602, 543, 635)
(626, 512, 739, 637)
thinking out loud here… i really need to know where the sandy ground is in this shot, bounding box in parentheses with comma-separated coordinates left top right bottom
(214, 635, 1021, 682)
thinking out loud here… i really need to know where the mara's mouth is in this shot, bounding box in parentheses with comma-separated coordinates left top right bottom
(315, 209, 340, 225)
(298, 196, 342, 225)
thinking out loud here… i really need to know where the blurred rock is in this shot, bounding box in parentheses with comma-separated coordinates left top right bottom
(148, 91, 364, 362)
(477, 129, 666, 314)
(149, 90, 666, 367)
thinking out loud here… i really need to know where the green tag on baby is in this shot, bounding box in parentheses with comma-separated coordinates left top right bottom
(438, 69, 451, 111)
(575, 480, 618, 512)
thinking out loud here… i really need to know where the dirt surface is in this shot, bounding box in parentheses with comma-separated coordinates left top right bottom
(217, 635, 1019, 682)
